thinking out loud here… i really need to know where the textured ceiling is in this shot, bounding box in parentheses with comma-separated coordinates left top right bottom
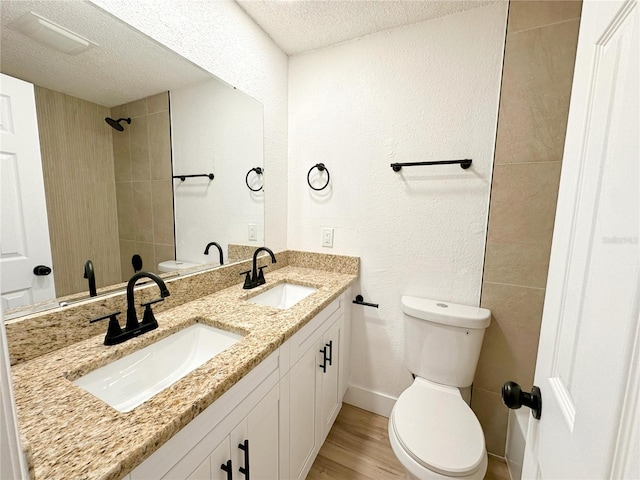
(0, 1, 211, 107)
(235, 0, 498, 55)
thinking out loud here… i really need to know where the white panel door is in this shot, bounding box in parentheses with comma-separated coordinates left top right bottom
(0, 73, 56, 310)
(523, 0, 639, 478)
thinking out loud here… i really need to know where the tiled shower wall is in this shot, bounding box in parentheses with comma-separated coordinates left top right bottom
(111, 92, 175, 280)
(34, 87, 122, 296)
(471, 1, 582, 456)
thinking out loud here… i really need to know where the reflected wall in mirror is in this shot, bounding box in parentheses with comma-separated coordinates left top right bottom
(0, 0, 265, 319)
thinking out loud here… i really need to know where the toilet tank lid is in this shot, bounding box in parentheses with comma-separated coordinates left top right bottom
(401, 296, 491, 329)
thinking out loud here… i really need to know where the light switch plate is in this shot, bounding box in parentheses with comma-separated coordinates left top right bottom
(322, 228, 334, 247)
(248, 224, 257, 241)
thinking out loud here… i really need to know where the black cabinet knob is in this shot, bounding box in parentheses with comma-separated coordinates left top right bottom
(502, 381, 542, 419)
(33, 265, 52, 276)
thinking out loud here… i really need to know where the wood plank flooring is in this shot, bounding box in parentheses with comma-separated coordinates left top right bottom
(307, 403, 510, 480)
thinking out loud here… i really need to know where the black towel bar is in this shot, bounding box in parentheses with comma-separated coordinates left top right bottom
(353, 295, 379, 308)
(173, 173, 214, 181)
(391, 159, 472, 171)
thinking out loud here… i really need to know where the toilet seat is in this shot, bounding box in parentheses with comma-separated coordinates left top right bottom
(391, 377, 485, 477)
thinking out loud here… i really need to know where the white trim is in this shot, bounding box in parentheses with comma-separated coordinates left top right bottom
(1, 311, 28, 479)
(343, 384, 397, 418)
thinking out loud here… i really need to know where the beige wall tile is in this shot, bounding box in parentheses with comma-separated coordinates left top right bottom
(483, 240, 551, 288)
(151, 180, 175, 246)
(127, 98, 148, 118)
(147, 92, 169, 114)
(110, 104, 128, 119)
(115, 182, 134, 241)
(129, 115, 148, 147)
(132, 182, 154, 243)
(508, 1, 582, 34)
(113, 94, 175, 279)
(112, 130, 131, 182)
(130, 142, 151, 181)
(475, 282, 545, 392)
(154, 244, 175, 269)
(119, 240, 137, 282)
(133, 242, 155, 274)
(148, 111, 172, 180)
(487, 163, 562, 246)
(495, 19, 580, 164)
(471, 387, 509, 456)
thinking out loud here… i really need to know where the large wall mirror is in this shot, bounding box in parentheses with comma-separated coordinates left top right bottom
(0, 0, 265, 319)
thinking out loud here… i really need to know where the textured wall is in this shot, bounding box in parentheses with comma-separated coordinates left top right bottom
(90, 0, 289, 252)
(111, 92, 174, 279)
(472, 0, 582, 457)
(288, 4, 507, 404)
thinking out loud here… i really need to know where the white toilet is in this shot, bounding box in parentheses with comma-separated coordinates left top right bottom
(388, 296, 491, 480)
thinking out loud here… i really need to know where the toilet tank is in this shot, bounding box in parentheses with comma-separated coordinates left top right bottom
(401, 296, 491, 388)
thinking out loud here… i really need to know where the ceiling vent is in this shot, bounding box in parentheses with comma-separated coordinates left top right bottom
(9, 11, 97, 55)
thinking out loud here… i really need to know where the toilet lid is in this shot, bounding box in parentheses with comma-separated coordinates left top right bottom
(391, 378, 485, 477)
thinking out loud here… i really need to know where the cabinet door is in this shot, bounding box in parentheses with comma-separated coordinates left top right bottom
(245, 384, 280, 480)
(319, 318, 342, 441)
(288, 339, 321, 480)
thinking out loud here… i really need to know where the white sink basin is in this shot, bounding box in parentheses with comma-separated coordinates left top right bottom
(73, 324, 242, 412)
(248, 283, 317, 309)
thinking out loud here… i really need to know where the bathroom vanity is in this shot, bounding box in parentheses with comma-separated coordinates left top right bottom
(8, 254, 357, 480)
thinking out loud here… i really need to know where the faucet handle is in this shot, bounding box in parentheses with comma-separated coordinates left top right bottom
(141, 297, 164, 308)
(90, 311, 125, 346)
(257, 265, 268, 285)
(239, 270, 252, 289)
(140, 299, 162, 331)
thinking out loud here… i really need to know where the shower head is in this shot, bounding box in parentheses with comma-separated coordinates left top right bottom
(105, 117, 131, 131)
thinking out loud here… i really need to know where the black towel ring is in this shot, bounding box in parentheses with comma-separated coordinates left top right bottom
(307, 163, 330, 191)
(245, 167, 264, 192)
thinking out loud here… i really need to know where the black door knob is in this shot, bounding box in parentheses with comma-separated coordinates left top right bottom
(33, 265, 52, 276)
(502, 381, 542, 419)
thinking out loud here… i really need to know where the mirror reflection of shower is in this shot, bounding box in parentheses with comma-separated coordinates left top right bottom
(105, 117, 131, 131)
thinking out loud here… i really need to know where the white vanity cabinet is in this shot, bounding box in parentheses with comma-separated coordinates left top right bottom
(129, 289, 351, 480)
(180, 384, 280, 480)
(280, 294, 348, 480)
(130, 352, 280, 480)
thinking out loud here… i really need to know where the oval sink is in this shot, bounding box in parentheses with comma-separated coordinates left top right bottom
(73, 324, 242, 412)
(247, 283, 317, 309)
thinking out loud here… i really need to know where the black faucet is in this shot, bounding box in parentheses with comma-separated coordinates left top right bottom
(126, 271, 170, 332)
(90, 271, 171, 346)
(204, 241, 224, 265)
(84, 259, 97, 297)
(240, 247, 277, 289)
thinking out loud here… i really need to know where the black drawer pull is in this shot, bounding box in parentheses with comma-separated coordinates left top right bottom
(220, 459, 233, 480)
(238, 439, 250, 479)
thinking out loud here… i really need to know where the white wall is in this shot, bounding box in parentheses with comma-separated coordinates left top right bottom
(288, 3, 508, 410)
(91, 0, 289, 251)
(171, 78, 265, 264)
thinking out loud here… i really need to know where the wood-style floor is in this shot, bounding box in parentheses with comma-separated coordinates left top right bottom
(307, 403, 510, 480)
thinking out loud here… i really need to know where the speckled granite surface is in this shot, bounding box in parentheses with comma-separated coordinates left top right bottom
(10, 260, 357, 480)
(6, 250, 359, 365)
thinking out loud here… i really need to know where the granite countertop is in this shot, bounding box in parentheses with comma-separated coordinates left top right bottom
(11, 266, 356, 480)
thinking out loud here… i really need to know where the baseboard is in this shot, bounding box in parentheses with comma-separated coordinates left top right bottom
(343, 384, 397, 418)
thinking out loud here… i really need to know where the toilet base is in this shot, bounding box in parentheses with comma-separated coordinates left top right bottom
(388, 415, 488, 480)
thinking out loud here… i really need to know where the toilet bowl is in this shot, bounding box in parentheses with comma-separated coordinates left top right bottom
(389, 297, 491, 480)
(389, 378, 487, 479)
